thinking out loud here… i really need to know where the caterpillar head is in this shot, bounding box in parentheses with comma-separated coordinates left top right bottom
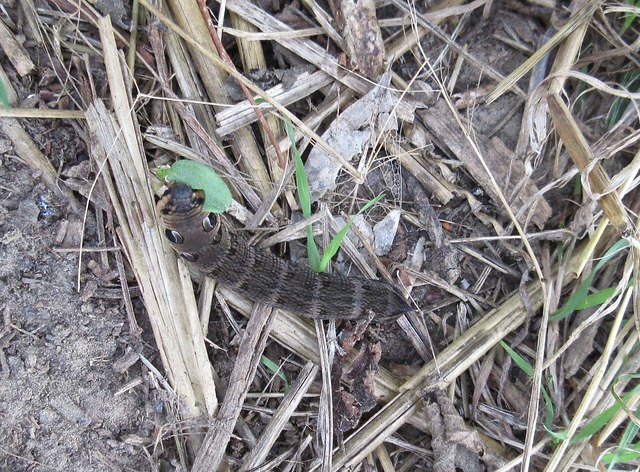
(157, 183, 221, 261)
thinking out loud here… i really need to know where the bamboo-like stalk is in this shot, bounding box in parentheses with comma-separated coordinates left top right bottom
(229, 12, 286, 184)
(547, 94, 630, 235)
(88, 17, 218, 447)
(166, 0, 274, 203)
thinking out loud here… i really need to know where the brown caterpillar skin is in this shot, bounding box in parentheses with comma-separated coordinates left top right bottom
(157, 183, 412, 320)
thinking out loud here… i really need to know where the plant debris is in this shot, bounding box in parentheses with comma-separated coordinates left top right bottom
(1, 0, 638, 471)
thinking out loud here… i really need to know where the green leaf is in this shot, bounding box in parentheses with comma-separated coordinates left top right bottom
(161, 160, 232, 213)
(285, 118, 322, 271)
(620, 0, 640, 34)
(545, 428, 568, 444)
(607, 70, 639, 128)
(574, 280, 634, 311)
(603, 445, 640, 467)
(307, 225, 321, 272)
(541, 381, 555, 431)
(283, 118, 385, 274)
(260, 355, 290, 394)
(605, 411, 639, 470)
(286, 120, 311, 218)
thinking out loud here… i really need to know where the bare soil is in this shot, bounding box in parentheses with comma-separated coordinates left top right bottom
(0, 160, 160, 470)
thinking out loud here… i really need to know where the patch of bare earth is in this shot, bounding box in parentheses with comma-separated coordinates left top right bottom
(0, 165, 156, 470)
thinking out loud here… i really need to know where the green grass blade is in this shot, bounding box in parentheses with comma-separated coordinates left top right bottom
(260, 355, 290, 395)
(605, 409, 639, 470)
(603, 449, 640, 466)
(307, 225, 321, 272)
(574, 280, 634, 311)
(572, 383, 640, 443)
(607, 70, 639, 128)
(318, 193, 385, 272)
(283, 119, 386, 273)
(500, 341, 558, 435)
(573, 403, 621, 443)
(540, 385, 555, 433)
(620, 0, 640, 34)
(551, 239, 629, 320)
(603, 441, 640, 467)
(285, 119, 312, 218)
(284, 118, 322, 271)
(0, 78, 9, 109)
(500, 340, 533, 376)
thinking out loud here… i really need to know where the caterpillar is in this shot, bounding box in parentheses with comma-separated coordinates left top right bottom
(157, 183, 411, 320)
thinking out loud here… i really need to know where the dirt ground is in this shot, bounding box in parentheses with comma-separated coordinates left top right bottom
(0, 162, 161, 469)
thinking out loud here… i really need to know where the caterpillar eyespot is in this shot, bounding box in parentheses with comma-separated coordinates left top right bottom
(203, 214, 217, 232)
(165, 229, 184, 244)
(181, 253, 197, 262)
